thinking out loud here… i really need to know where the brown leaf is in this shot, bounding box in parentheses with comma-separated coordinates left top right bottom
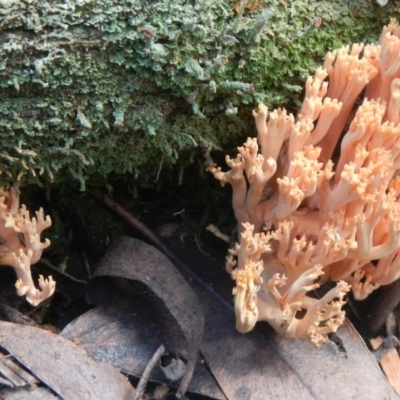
(1, 386, 58, 399)
(0, 321, 135, 400)
(380, 348, 400, 396)
(61, 294, 226, 399)
(0, 347, 39, 388)
(91, 236, 204, 397)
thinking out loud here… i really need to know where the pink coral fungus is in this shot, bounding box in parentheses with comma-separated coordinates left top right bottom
(0, 188, 54, 306)
(207, 20, 400, 346)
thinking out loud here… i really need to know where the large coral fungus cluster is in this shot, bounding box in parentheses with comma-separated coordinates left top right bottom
(0, 189, 54, 306)
(207, 20, 400, 346)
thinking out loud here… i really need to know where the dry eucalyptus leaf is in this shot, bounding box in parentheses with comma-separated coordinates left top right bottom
(61, 294, 225, 399)
(0, 321, 135, 400)
(0, 386, 59, 400)
(91, 236, 204, 397)
(0, 347, 39, 388)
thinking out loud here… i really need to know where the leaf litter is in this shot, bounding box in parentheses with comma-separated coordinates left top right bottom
(0, 321, 135, 399)
(61, 235, 399, 399)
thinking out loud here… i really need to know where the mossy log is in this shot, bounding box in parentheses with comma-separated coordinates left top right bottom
(0, 0, 396, 190)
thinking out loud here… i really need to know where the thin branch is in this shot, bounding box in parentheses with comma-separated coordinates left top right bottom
(89, 188, 178, 263)
(39, 258, 87, 284)
(133, 344, 166, 400)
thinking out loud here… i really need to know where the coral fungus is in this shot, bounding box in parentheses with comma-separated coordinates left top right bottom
(0, 189, 54, 306)
(207, 20, 400, 345)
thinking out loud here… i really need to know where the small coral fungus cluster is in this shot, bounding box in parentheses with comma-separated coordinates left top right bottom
(0, 189, 54, 306)
(207, 20, 400, 346)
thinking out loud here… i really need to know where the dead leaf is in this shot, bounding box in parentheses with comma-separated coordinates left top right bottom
(67, 235, 399, 399)
(91, 236, 204, 397)
(0, 386, 58, 399)
(61, 294, 226, 399)
(208, 316, 379, 400)
(0, 347, 39, 388)
(0, 321, 135, 400)
(381, 348, 400, 396)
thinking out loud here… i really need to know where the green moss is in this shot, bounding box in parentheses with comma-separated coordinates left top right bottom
(0, 0, 397, 189)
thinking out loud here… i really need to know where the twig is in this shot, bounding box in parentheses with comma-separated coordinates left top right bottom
(89, 189, 180, 264)
(133, 344, 166, 400)
(39, 258, 87, 284)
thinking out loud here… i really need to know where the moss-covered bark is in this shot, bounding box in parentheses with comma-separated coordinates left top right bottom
(0, 0, 397, 190)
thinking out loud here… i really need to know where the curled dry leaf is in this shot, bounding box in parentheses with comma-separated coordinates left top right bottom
(0, 321, 135, 399)
(61, 294, 226, 399)
(91, 236, 204, 398)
